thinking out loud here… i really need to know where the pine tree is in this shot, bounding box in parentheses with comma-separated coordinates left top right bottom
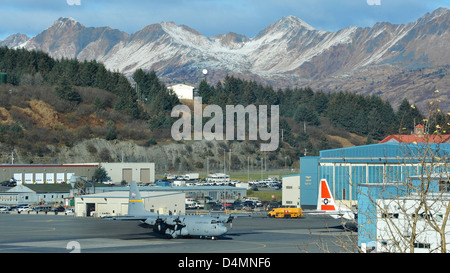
(396, 98, 424, 133)
(198, 79, 213, 103)
(55, 73, 81, 103)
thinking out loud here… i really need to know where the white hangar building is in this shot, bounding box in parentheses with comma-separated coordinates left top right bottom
(282, 174, 300, 208)
(74, 190, 185, 217)
(0, 162, 155, 185)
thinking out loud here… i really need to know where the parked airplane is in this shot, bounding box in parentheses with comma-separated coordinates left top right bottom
(108, 181, 242, 239)
(308, 179, 358, 230)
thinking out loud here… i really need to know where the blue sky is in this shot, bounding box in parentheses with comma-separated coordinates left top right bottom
(0, 0, 449, 40)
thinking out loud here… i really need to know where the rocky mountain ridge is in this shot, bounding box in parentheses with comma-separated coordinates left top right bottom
(1, 8, 449, 111)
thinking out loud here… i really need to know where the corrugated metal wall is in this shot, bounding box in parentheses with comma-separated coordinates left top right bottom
(299, 143, 450, 207)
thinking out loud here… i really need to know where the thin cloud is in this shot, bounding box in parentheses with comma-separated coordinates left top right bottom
(0, 0, 448, 40)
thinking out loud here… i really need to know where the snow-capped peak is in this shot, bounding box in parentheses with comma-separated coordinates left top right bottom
(279, 15, 315, 31)
(55, 17, 80, 26)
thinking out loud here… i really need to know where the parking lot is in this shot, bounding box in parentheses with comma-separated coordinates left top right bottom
(0, 204, 72, 215)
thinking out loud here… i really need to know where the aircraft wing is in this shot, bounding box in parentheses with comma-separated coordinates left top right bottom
(213, 213, 251, 223)
(104, 215, 150, 221)
(105, 214, 182, 225)
(305, 209, 355, 218)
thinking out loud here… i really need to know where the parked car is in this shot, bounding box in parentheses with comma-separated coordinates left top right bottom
(33, 206, 52, 213)
(210, 203, 225, 211)
(51, 206, 65, 212)
(64, 208, 74, 215)
(18, 206, 33, 212)
(10, 205, 26, 211)
(229, 201, 244, 210)
(243, 200, 256, 209)
(11, 204, 28, 211)
(0, 206, 9, 211)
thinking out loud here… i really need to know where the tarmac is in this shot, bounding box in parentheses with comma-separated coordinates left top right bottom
(0, 213, 357, 253)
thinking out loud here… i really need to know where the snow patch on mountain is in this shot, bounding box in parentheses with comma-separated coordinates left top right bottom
(2, 8, 448, 86)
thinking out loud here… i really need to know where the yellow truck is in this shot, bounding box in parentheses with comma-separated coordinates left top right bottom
(268, 207, 303, 218)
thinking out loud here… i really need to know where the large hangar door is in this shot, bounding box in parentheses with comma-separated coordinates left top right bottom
(86, 203, 95, 217)
(140, 168, 150, 183)
(300, 156, 319, 208)
(121, 203, 128, 215)
(122, 168, 132, 183)
(97, 203, 107, 216)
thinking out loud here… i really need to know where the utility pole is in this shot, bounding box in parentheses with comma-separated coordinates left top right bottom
(223, 148, 226, 174)
(261, 158, 263, 181)
(229, 149, 231, 174)
(247, 157, 250, 182)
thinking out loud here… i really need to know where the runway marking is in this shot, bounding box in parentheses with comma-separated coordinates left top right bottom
(0, 227, 57, 235)
(2, 237, 183, 252)
(200, 240, 267, 253)
(255, 228, 347, 236)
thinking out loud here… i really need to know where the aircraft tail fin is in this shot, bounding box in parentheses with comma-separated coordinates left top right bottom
(317, 179, 337, 211)
(315, 179, 355, 221)
(128, 181, 149, 216)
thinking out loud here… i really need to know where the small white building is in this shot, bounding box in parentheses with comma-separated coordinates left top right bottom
(74, 190, 185, 217)
(376, 194, 450, 253)
(168, 84, 195, 100)
(0, 184, 70, 205)
(282, 174, 300, 208)
(0, 163, 155, 185)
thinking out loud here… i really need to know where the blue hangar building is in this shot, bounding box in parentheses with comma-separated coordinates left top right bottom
(299, 142, 450, 208)
(297, 142, 450, 248)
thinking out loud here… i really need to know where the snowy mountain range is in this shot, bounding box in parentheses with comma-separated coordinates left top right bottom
(1, 7, 449, 111)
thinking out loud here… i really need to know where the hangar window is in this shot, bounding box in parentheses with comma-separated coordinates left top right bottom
(413, 242, 430, 249)
(439, 181, 450, 192)
(413, 213, 433, 220)
(382, 213, 399, 219)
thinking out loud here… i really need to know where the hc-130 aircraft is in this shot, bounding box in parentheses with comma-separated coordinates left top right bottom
(108, 181, 245, 239)
(308, 179, 358, 230)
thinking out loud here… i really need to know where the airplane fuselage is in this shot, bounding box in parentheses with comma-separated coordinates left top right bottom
(144, 215, 228, 239)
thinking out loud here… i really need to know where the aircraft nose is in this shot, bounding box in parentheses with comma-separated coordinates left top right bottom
(220, 225, 228, 235)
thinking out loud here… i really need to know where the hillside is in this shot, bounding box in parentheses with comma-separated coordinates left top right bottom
(0, 82, 367, 171)
(0, 84, 152, 160)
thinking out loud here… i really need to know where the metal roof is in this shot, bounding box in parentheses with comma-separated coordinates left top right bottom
(318, 143, 450, 163)
(0, 164, 98, 168)
(76, 190, 183, 199)
(93, 185, 246, 193)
